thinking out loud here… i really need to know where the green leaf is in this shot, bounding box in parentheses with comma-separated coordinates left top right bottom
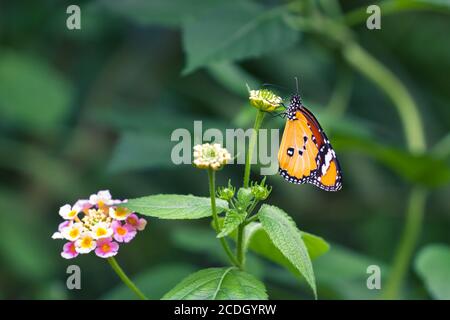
(0, 51, 72, 132)
(182, 2, 299, 74)
(244, 222, 329, 262)
(258, 204, 317, 298)
(302, 232, 331, 260)
(212, 218, 328, 278)
(162, 267, 267, 300)
(98, 0, 225, 27)
(103, 264, 196, 300)
(415, 244, 450, 299)
(334, 133, 450, 187)
(217, 209, 246, 238)
(125, 194, 228, 219)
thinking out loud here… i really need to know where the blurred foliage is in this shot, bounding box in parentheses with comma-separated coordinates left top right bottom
(414, 244, 450, 299)
(0, 0, 449, 300)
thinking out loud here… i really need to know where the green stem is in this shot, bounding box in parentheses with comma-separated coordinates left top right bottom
(239, 109, 266, 269)
(340, 43, 429, 299)
(344, 0, 448, 27)
(244, 213, 259, 226)
(382, 187, 427, 299)
(247, 199, 259, 216)
(243, 110, 266, 188)
(341, 42, 426, 154)
(236, 225, 245, 269)
(107, 257, 147, 300)
(208, 169, 241, 268)
(326, 65, 353, 117)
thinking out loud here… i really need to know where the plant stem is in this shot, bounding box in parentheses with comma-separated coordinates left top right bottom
(243, 110, 266, 188)
(343, 0, 446, 27)
(340, 42, 429, 299)
(208, 168, 241, 268)
(236, 225, 245, 269)
(341, 42, 425, 154)
(239, 109, 266, 269)
(383, 187, 427, 299)
(107, 257, 147, 300)
(326, 65, 353, 117)
(244, 213, 259, 226)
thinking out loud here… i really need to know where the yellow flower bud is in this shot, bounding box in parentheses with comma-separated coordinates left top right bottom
(248, 87, 283, 112)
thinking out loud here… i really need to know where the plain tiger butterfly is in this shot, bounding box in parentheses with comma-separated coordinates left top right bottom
(278, 83, 342, 191)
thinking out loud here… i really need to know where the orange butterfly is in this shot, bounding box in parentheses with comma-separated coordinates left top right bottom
(278, 93, 342, 191)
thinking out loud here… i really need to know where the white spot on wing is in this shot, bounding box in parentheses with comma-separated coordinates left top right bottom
(322, 148, 333, 175)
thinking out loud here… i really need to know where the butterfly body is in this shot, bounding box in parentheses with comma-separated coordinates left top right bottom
(278, 94, 342, 191)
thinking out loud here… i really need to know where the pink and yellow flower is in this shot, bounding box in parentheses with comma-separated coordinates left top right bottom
(95, 238, 119, 258)
(91, 222, 113, 240)
(61, 242, 79, 259)
(75, 232, 97, 253)
(59, 204, 80, 220)
(112, 221, 136, 243)
(126, 214, 147, 231)
(74, 199, 93, 213)
(109, 207, 131, 221)
(89, 190, 122, 208)
(62, 222, 83, 241)
(52, 221, 72, 239)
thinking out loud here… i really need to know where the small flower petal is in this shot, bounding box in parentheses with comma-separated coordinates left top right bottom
(59, 204, 80, 220)
(61, 242, 79, 259)
(126, 214, 147, 231)
(52, 232, 64, 239)
(75, 232, 97, 253)
(91, 222, 113, 240)
(95, 238, 119, 258)
(109, 207, 131, 221)
(62, 223, 83, 241)
(112, 221, 137, 243)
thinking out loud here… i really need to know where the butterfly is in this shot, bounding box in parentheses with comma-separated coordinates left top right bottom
(278, 92, 342, 191)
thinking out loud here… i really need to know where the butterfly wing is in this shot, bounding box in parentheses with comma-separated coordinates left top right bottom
(278, 107, 342, 191)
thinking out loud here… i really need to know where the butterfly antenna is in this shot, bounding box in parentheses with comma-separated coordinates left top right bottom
(294, 77, 299, 95)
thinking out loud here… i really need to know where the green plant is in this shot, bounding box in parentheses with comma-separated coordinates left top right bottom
(3, 0, 450, 301)
(122, 88, 329, 299)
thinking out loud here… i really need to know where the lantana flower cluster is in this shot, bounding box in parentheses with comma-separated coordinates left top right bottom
(52, 190, 146, 259)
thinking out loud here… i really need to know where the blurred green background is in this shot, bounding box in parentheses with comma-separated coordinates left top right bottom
(0, 0, 449, 300)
